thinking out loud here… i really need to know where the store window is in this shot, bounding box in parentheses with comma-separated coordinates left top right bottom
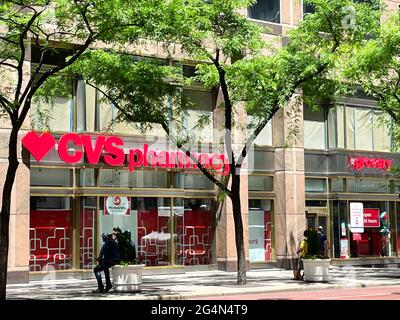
(248, 0, 280, 23)
(330, 178, 345, 192)
(305, 178, 327, 193)
(99, 169, 130, 187)
(247, 115, 272, 147)
(349, 201, 391, 257)
(304, 105, 326, 149)
(173, 172, 214, 190)
(31, 168, 72, 187)
(135, 197, 172, 266)
(79, 168, 96, 187)
(130, 170, 168, 188)
(80, 197, 96, 269)
(248, 176, 273, 191)
(98, 196, 139, 264)
(347, 178, 390, 193)
(175, 198, 213, 266)
(248, 199, 273, 262)
(30, 197, 73, 271)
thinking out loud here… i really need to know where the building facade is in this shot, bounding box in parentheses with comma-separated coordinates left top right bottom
(4, 0, 400, 283)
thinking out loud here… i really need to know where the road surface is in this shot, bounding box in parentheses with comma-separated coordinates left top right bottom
(199, 285, 400, 300)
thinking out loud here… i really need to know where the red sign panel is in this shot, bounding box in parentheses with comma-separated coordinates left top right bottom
(363, 208, 380, 228)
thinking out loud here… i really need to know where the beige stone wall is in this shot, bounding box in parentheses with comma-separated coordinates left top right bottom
(0, 61, 31, 283)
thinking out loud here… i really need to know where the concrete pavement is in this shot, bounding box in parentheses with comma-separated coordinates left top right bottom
(6, 266, 400, 300)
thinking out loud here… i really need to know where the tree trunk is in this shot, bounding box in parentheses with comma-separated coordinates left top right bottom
(230, 174, 246, 285)
(0, 127, 20, 300)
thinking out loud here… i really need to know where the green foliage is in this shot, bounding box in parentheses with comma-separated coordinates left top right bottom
(112, 227, 139, 265)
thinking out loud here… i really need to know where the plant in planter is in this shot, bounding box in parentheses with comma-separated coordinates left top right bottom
(303, 229, 331, 282)
(111, 227, 145, 292)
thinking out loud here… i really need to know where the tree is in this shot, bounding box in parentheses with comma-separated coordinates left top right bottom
(0, 0, 167, 300)
(344, 11, 400, 149)
(59, 0, 380, 285)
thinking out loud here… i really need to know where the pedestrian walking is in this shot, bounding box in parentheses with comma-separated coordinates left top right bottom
(317, 226, 330, 258)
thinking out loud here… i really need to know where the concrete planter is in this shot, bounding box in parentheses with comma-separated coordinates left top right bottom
(111, 264, 145, 292)
(303, 259, 331, 282)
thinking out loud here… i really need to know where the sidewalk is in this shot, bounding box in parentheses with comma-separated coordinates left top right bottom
(6, 266, 400, 300)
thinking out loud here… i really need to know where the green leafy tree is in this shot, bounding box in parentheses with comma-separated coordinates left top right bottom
(62, 0, 380, 285)
(0, 0, 167, 300)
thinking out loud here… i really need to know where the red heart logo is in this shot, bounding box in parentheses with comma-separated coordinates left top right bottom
(22, 131, 56, 161)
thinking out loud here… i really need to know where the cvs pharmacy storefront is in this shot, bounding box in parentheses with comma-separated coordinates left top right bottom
(26, 131, 228, 272)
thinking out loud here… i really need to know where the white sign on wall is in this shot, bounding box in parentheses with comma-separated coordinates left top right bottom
(105, 196, 130, 215)
(350, 202, 364, 233)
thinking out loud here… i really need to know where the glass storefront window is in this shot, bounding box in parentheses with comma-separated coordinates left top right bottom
(30, 197, 73, 271)
(175, 199, 213, 266)
(79, 168, 96, 187)
(99, 169, 130, 187)
(80, 197, 96, 269)
(173, 172, 214, 190)
(249, 176, 273, 191)
(248, 199, 273, 262)
(330, 178, 345, 192)
(31, 168, 72, 187)
(349, 201, 391, 258)
(135, 197, 172, 266)
(347, 178, 390, 193)
(130, 170, 168, 188)
(305, 178, 327, 193)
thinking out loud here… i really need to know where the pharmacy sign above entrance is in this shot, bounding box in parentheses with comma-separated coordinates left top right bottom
(22, 131, 230, 175)
(348, 156, 392, 172)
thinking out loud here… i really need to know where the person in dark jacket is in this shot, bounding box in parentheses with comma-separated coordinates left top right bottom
(92, 233, 121, 293)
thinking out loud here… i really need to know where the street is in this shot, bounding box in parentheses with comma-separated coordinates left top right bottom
(202, 285, 400, 300)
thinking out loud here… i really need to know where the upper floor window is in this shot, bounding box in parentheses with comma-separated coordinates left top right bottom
(248, 0, 280, 24)
(247, 115, 273, 147)
(328, 105, 392, 152)
(303, 1, 316, 16)
(304, 104, 326, 150)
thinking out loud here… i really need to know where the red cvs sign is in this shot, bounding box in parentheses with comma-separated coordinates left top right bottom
(22, 131, 230, 176)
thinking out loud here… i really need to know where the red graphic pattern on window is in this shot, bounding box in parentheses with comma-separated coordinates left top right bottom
(177, 210, 212, 265)
(137, 209, 212, 266)
(29, 210, 72, 271)
(80, 209, 95, 269)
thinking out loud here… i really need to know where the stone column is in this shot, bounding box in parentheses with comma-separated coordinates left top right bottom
(273, 97, 306, 269)
(0, 60, 31, 284)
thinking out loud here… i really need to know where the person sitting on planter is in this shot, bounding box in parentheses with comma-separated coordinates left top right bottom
(92, 232, 121, 293)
